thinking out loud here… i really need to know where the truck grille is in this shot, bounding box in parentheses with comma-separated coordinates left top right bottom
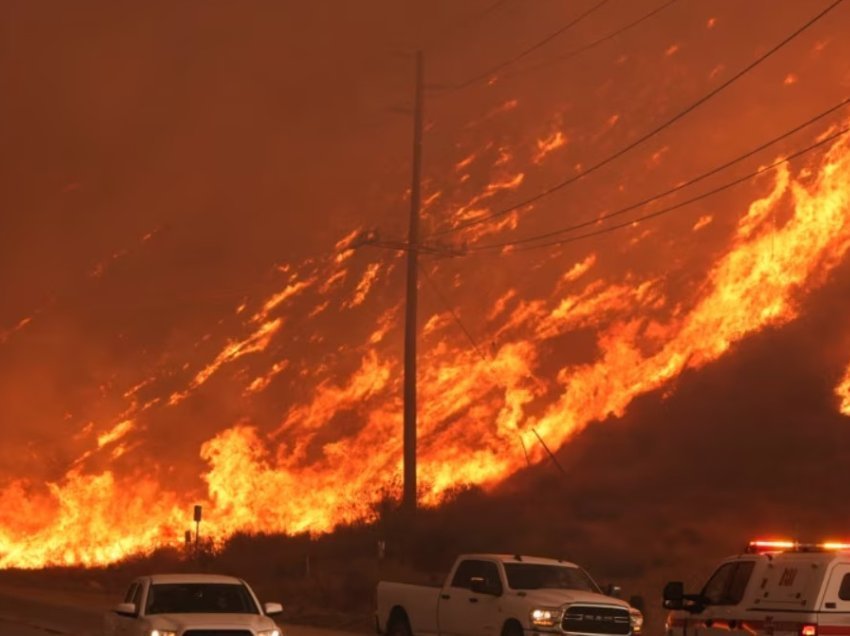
(561, 606, 631, 635)
(183, 631, 254, 636)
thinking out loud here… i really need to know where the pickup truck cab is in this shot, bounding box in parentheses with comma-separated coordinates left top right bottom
(663, 539, 850, 636)
(102, 573, 283, 636)
(377, 553, 639, 636)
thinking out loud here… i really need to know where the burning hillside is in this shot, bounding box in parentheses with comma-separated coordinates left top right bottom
(2, 0, 850, 568)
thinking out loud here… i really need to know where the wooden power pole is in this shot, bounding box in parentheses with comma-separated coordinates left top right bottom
(403, 50, 424, 513)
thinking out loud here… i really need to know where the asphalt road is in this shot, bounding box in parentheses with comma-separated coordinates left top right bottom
(0, 617, 68, 636)
(0, 587, 99, 636)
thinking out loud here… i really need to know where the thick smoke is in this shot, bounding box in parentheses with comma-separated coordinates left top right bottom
(2, 0, 850, 567)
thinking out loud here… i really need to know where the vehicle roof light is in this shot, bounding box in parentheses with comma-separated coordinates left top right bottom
(819, 541, 850, 551)
(746, 539, 850, 554)
(747, 540, 797, 553)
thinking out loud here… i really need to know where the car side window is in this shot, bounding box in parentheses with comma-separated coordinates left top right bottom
(702, 561, 755, 606)
(727, 561, 755, 604)
(450, 560, 502, 594)
(477, 561, 503, 595)
(839, 574, 850, 601)
(131, 582, 144, 608)
(451, 560, 484, 588)
(124, 583, 138, 604)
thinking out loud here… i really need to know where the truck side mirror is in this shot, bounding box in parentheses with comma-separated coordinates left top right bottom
(663, 581, 685, 610)
(113, 602, 137, 617)
(264, 602, 283, 616)
(470, 576, 501, 596)
(604, 584, 622, 598)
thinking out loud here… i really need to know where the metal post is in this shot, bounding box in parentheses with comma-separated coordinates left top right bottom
(193, 504, 202, 553)
(403, 50, 424, 513)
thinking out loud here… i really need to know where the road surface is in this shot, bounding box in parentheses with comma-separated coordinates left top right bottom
(0, 617, 67, 636)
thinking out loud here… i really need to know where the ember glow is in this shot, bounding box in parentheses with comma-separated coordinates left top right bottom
(836, 366, 850, 416)
(3, 0, 850, 569)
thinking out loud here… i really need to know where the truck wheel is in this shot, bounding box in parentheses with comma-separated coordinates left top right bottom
(502, 620, 524, 636)
(388, 615, 412, 636)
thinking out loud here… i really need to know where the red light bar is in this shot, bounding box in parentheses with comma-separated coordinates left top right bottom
(800, 625, 817, 636)
(747, 539, 850, 554)
(748, 540, 797, 553)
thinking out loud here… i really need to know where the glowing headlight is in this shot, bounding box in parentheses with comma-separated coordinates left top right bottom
(530, 607, 563, 629)
(150, 630, 177, 636)
(629, 608, 644, 634)
(258, 630, 282, 636)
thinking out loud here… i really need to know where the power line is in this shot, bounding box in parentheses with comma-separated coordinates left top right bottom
(431, 0, 613, 91)
(499, 0, 680, 81)
(423, 0, 515, 54)
(494, 125, 850, 253)
(420, 267, 545, 471)
(466, 96, 850, 251)
(429, 0, 846, 238)
(420, 267, 490, 363)
(531, 428, 567, 475)
(462, 0, 513, 28)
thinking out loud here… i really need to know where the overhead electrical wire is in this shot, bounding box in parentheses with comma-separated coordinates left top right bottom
(423, 0, 515, 53)
(486, 125, 850, 253)
(465, 96, 850, 252)
(420, 267, 491, 364)
(467, 0, 513, 26)
(420, 267, 545, 470)
(499, 0, 680, 81)
(429, 0, 846, 238)
(432, 0, 614, 91)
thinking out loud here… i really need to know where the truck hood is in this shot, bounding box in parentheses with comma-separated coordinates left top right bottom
(518, 589, 631, 609)
(145, 612, 279, 631)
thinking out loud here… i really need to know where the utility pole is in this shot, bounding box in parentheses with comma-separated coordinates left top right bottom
(403, 50, 424, 513)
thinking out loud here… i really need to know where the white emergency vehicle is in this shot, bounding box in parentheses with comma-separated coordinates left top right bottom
(663, 539, 850, 636)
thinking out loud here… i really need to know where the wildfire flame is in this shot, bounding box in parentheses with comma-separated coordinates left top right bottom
(4, 123, 850, 568)
(836, 367, 850, 416)
(3, 3, 850, 571)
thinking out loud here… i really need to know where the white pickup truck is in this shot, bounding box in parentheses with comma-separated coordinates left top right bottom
(376, 554, 641, 636)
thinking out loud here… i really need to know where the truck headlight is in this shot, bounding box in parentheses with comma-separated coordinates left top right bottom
(629, 608, 644, 634)
(530, 607, 563, 629)
(150, 631, 177, 636)
(258, 630, 282, 636)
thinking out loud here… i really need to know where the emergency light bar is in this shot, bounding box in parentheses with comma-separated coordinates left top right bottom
(747, 540, 797, 553)
(746, 539, 850, 554)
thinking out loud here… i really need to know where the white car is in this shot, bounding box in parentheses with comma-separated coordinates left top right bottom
(103, 573, 283, 636)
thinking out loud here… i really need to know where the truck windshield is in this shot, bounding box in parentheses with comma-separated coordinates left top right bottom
(145, 583, 259, 614)
(504, 564, 599, 592)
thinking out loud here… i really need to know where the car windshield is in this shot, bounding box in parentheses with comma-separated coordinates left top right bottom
(503, 564, 600, 592)
(145, 583, 259, 614)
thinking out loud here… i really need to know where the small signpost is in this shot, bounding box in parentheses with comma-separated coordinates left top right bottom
(193, 504, 202, 550)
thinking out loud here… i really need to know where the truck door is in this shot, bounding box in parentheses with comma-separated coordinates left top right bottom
(693, 560, 756, 636)
(818, 562, 850, 633)
(439, 559, 503, 636)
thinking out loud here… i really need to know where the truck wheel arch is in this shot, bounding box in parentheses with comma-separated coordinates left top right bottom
(387, 606, 412, 636)
(501, 618, 524, 636)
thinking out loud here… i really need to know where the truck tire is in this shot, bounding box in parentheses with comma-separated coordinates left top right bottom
(388, 611, 412, 636)
(502, 620, 524, 636)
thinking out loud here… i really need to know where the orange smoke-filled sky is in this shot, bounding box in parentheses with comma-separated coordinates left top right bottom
(2, 0, 850, 567)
